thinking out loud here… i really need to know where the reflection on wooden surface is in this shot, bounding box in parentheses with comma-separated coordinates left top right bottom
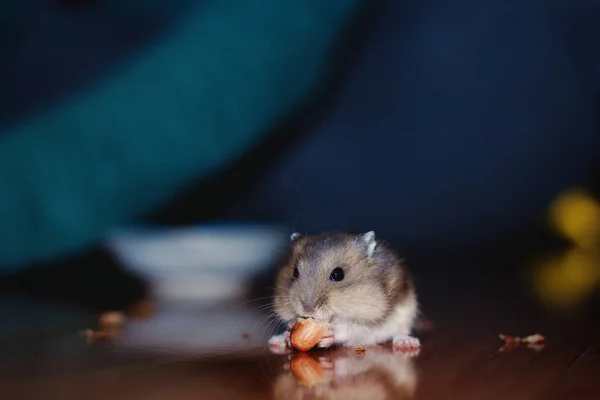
(2, 219, 600, 400)
(0, 286, 598, 400)
(274, 348, 417, 400)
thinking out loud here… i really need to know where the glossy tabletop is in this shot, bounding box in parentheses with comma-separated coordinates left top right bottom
(1, 237, 599, 400)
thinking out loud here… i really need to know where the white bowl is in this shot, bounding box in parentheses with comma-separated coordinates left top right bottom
(105, 224, 287, 303)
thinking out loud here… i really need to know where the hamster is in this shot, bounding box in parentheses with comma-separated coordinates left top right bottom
(268, 231, 420, 352)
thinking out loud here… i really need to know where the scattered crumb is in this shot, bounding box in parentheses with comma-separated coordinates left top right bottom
(81, 310, 127, 344)
(527, 343, 546, 352)
(80, 328, 121, 343)
(498, 341, 518, 353)
(355, 347, 367, 355)
(241, 331, 252, 341)
(81, 328, 94, 342)
(498, 333, 546, 353)
(499, 333, 545, 344)
(98, 311, 126, 332)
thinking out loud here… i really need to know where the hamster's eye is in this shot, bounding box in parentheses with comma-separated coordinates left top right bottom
(329, 267, 344, 282)
(293, 267, 299, 279)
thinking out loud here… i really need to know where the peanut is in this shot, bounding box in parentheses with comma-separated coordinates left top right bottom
(290, 318, 327, 352)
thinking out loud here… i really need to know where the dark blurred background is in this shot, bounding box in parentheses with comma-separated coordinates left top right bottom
(0, 0, 599, 325)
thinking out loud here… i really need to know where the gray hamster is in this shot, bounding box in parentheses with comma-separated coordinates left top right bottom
(269, 231, 420, 351)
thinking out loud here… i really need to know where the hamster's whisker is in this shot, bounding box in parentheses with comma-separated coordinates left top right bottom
(266, 319, 283, 338)
(256, 303, 276, 310)
(254, 305, 288, 335)
(234, 296, 274, 308)
(253, 311, 276, 332)
(241, 303, 276, 316)
(262, 312, 285, 337)
(264, 285, 279, 293)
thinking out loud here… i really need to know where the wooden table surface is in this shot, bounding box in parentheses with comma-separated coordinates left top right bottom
(1, 237, 599, 399)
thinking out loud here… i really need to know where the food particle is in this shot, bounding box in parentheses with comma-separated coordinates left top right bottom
(498, 333, 546, 352)
(290, 318, 328, 352)
(80, 328, 120, 343)
(498, 333, 545, 344)
(98, 311, 126, 331)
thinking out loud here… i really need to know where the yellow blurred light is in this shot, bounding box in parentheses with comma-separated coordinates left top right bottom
(547, 188, 600, 248)
(532, 248, 600, 311)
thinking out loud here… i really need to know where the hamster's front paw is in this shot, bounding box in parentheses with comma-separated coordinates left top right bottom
(316, 327, 335, 349)
(268, 331, 291, 354)
(392, 334, 421, 357)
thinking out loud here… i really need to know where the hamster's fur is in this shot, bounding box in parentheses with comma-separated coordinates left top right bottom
(269, 231, 420, 351)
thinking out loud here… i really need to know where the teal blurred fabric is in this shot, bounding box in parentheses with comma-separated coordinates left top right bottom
(0, 0, 360, 271)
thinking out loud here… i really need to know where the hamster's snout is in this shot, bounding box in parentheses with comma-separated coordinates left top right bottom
(299, 297, 328, 319)
(301, 299, 317, 315)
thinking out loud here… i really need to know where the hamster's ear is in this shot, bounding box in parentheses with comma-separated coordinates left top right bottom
(290, 232, 301, 242)
(357, 231, 376, 258)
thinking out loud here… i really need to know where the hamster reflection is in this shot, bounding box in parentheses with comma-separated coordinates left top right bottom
(273, 347, 417, 400)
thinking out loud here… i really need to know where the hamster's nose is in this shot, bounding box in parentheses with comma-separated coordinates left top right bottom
(301, 299, 316, 315)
